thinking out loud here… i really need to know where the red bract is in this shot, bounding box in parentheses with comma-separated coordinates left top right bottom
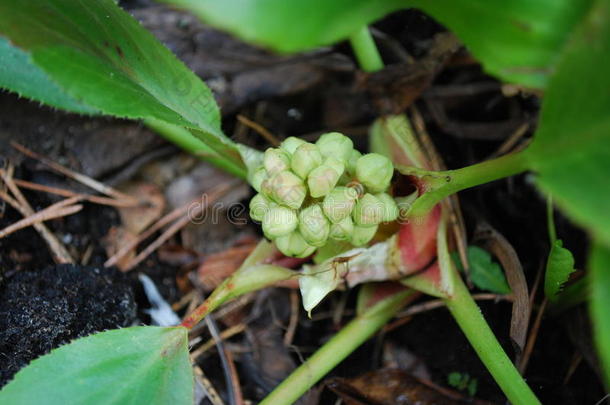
(396, 204, 441, 275)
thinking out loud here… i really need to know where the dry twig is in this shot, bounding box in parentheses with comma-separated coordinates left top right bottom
(236, 114, 280, 146)
(0, 165, 73, 263)
(11, 141, 138, 205)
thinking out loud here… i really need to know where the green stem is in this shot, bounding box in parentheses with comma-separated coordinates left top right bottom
(349, 26, 384, 72)
(144, 118, 247, 180)
(401, 148, 531, 218)
(445, 275, 541, 405)
(260, 289, 414, 405)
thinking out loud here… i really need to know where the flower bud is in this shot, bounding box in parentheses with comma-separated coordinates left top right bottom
(249, 193, 271, 221)
(260, 178, 274, 200)
(355, 153, 393, 193)
(324, 156, 346, 178)
(291, 143, 323, 179)
(375, 193, 399, 222)
(329, 216, 354, 241)
(322, 186, 358, 223)
(316, 132, 353, 162)
(250, 166, 267, 192)
(280, 136, 306, 155)
(275, 231, 316, 258)
(298, 204, 330, 247)
(307, 164, 341, 198)
(262, 206, 297, 239)
(346, 149, 362, 175)
(264, 148, 290, 175)
(352, 193, 384, 226)
(350, 224, 378, 246)
(268, 171, 307, 209)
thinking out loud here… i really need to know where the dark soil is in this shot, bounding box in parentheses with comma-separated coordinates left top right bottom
(0, 264, 136, 386)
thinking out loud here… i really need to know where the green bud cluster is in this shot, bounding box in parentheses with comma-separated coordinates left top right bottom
(249, 132, 397, 257)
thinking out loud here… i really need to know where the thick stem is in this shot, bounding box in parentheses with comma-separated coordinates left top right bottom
(260, 289, 414, 405)
(403, 149, 531, 218)
(349, 26, 384, 72)
(144, 118, 247, 180)
(444, 275, 541, 405)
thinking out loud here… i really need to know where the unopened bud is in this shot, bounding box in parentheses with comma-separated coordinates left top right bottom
(346, 149, 362, 175)
(280, 136, 306, 155)
(329, 216, 354, 241)
(316, 132, 353, 162)
(355, 153, 393, 193)
(264, 148, 290, 175)
(249, 193, 271, 221)
(352, 193, 384, 226)
(291, 143, 323, 179)
(350, 224, 378, 246)
(322, 186, 358, 223)
(275, 231, 316, 258)
(262, 206, 298, 239)
(307, 164, 341, 198)
(250, 166, 267, 192)
(324, 156, 346, 178)
(268, 171, 307, 209)
(376, 193, 399, 222)
(298, 204, 330, 247)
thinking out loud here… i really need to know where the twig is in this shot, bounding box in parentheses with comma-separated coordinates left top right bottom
(284, 290, 300, 346)
(0, 202, 82, 239)
(205, 315, 239, 405)
(488, 122, 530, 159)
(518, 298, 548, 374)
(0, 166, 73, 263)
(9, 177, 138, 208)
(191, 324, 247, 360)
(192, 364, 226, 405)
(119, 182, 236, 271)
(236, 115, 280, 146)
(104, 191, 214, 267)
(387, 293, 512, 333)
(11, 141, 138, 204)
(563, 352, 583, 385)
(223, 348, 244, 405)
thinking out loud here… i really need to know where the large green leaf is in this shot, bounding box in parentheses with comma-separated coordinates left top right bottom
(0, 37, 96, 114)
(160, 0, 404, 54)
(0, 326, 193, 405)
(162, 0, 591, 88)
(415, 0, 592, 88)
(0, 0, 245, 175)
(527, 0, 610, 247)
(590, 242, 610, 385)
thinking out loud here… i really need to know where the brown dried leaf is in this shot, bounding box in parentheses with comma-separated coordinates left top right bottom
(117, 182, 165, 234)
(326, 369, 481, 405)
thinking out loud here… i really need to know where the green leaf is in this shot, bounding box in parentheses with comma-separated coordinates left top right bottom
(527, 0, 610, 247)
(0, 0, 245, 174)
(160, 0, 405, 54)
(544, 240, 576, 300)
(163, 0, 591, 88)
(414, 0, 592, 88)
(456, 246, 511, 295)
(590, 242, 610, 385)
(0, 326, 193, 405)
(0, 37, 96, 114)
